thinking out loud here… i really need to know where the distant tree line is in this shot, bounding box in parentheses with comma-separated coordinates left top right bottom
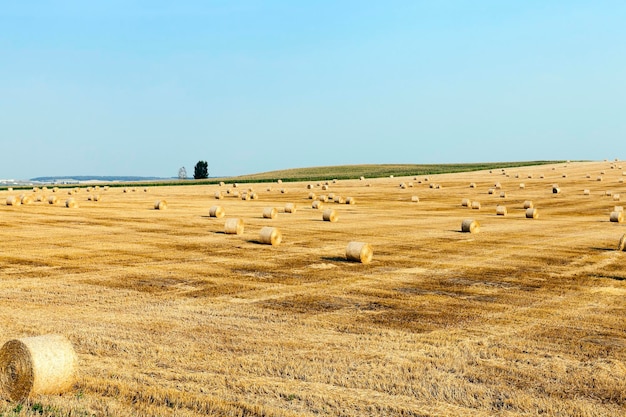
(178, 161, 209, 180)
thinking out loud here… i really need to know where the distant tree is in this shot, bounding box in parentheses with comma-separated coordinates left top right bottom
(178, 166, 187, 179)
(194, 161, 209, 179)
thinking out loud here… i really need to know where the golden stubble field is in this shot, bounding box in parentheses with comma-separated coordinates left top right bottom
(0, 161, 625, 416)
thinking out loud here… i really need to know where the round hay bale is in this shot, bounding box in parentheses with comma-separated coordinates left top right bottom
(321, 185, 329, 191)
(519, 183, 525, 189)
(606, 191, 613, 197)
(144, 188, 148, 193)
(461, 219, 480, 233)
(583, 189, 590, 195)
(527, 174, 533, 179)
(48, 196, 58, 205)
(280, 188, 287, 194)
(214, 191, 223, 200)
(6, 196, 21, 206)
(488, 188, 495, 195)
(322, 209, 338, 222)
(154, 200, 167, 210)
(494, 182, 502, 189)
(209, 206, 225, 218)
(20, 195, 33, 205)
(65, 198, 78, 208)
(597, 176, 603, 182)
(53, 187, 58, 193)
(553, 187, 561, 194)
(334, 196, 345, 204)
(614, 194, 621, 201)
(308, 192, 317, 200)
(345, 197, 356, 205)
(224, 218, 244, 235)
(346, 242, 373, 264)
(562, 174, 567, 178)
(241, 193, 250, 201)
(496, 205, 507, 216)
(469, 183, 476, 188)
(610, 211, 624, 223)
(259, 227, 282, 245)
(360, 176, 365, 181)
(219, 181, 225, 186)
(539, 174, 545, 179)
(461, 198, 471, 207)
(312, 200, 323, 210)
(123, 188, 128, 193)
(35, 195, 44, 203)
(0, 334, 78, 402)
(232, 183, 238, 188)
(411, 196, 419, 203)
(93, 194, 101, 202)
(307, 184, 313, 190)
(600, 170, 606, 175)
(525, 208, 538, 219)
(319, 195, 328, 202)
(262, 207, 277, 219)
(250, 192, 258, 200)
(523, 201, 534, 209)
(618, 234, 626, 251)
(87, 195, 93, 201)
(471, 201, 481, 210)
(284, 203, 297, 213)
(500, 191, 507, 198)
(277, 179, 282, 184)
(399, 183, 406, 189)
(586, 174, 591, 179)
(327, 193, 335, 200)
(408, 182, 414, 188)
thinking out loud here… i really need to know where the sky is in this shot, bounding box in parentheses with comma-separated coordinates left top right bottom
(1, 1, 625, 179)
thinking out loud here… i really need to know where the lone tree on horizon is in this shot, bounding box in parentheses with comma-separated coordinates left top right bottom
(178, 166, 187, 179)
(194, 161, 209, 179)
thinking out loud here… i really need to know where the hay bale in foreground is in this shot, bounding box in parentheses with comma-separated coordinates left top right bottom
(6, 196, 20, 206)
(65, 198, 78, 208)
(0, 334, 78, 402)
(496, 205, 507, 216)
(154, 200, 167, 210)
(322, 209, 338, 222)
(224, 218, 244, 235)
(259, 227, 282, 245)
(262, 207, 277, 219)
(610, 211, 624, 223)
(526, 208, 539, 219)
(346, 242, 373, 264)
(618, 234, 626, 251)
(209, 206, 225, 218)
(461, 219, 480, 233)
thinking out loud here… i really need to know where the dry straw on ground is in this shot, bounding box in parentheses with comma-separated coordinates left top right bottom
(224, 218, 244, 235)
(346, 241, 373, 264)
(209, 206, 225, 219)
(259, 227, 282, 245)
(461, 219, 480, 233)
(322, 209, 338, 222)
(0, 334, 77, 402)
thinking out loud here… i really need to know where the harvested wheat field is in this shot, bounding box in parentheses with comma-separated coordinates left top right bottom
(0, 161, 625, 416)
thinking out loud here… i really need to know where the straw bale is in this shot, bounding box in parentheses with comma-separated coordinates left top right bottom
(610, 211, 624, 223)
(0, 334, 78, 401)
(461, 219, 480, 233)
(262, 207, 277, 219)
(496, 205, 507, 216)
(312, 200, 323, 210)
(618, 234, 626, 251)
(461, 198, 471, 207)
(154, 200, 167, 210)
(214, 191, 223, 200)
(411, 196, 419, 203)
(525, 208, 539, 219)
(209, 206, 225, 218)
(259, 226, 282, 245)
(523, 201, 534, 209)
(20, 195, 33, 205)
(471, 201, 481, 210)
(48, 196, 58, 205)
(6, 196, 20, 206)
(345, 197, 356, 205)
(322, 209, 338, 222)
(284, 203, 297, 213)
(224, 218, 244, 235)
(346, 242, 373, 264)
(65, 198, 78, 208)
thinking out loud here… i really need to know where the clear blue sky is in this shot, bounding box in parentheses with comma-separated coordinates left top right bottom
(2, 1, 625, 179)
